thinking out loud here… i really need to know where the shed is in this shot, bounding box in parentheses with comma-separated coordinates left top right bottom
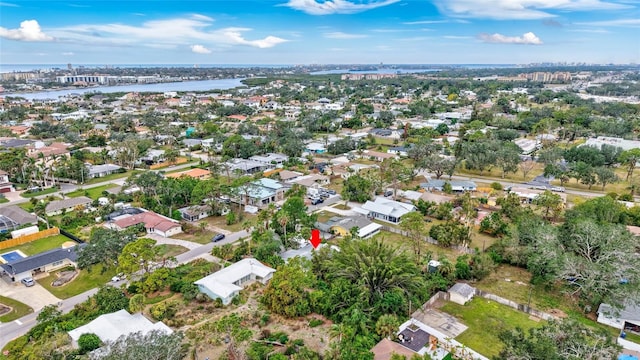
(448, 283, 475, 305)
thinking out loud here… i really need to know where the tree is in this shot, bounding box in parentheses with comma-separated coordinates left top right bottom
(90, 330, 185, 360)
(495, 141, 522, 178)
(518, 159, 536, 181)
(375, 314, 400, 340)
(341, 175, 372, 203)
(78, 333, 102, 354)
(93, 286, 130, 314)
(423, 155, 456, 180)
(117, 238, 161, 276)
(262, 258, 314, 318)
(399, 211, 426, 257)
(128, 294, 145, 313)
(619, 148, 640, 180)
(330, 238, 425, 306)
(36, 304, 61, 324)
(594, 166, 619, 191)
(533, 190, 563, 221)
(77, 228, 137, 269)
(498, 319, 620, 360)
(559, 220, 640, 307)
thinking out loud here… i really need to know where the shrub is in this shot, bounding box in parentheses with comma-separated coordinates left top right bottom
(150, 300, 178, 321)
(308, 318, 324, 328)
(490, 182, 503, 191)
(78, 333, 101, 354)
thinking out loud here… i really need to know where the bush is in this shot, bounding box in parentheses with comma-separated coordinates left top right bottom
(308, 318, 324, 327)
(490, 182, 503, 191)
(150, 300, 178, 321)
(78, 333, 101, 354)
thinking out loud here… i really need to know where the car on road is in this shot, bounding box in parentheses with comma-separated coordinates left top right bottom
(212, 233, 225, 242)
(21, 277, 35, 287)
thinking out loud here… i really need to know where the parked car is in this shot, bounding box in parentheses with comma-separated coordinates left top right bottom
(212, 233, 225, 242)
(311, 198, 324, 205)
(21, 277, 35, 287)
(111, 273, 126, 282)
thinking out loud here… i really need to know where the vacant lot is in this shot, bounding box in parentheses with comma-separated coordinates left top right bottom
(38, 264, 116, 299)
(65, 184, 117, 200)
(0, 296, 33, 323)
(440, 297, 544, 358)
(1, 234, 75, 256)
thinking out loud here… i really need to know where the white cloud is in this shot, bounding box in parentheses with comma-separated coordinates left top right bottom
(402, 20, 448, 25)
(191, 44, 212, 54)
(0, 2, 19, 6)
(324, 31, 368, 39)
(478, 31, 543, 44)
(62, 52, 74, 55)
(435, 0, 631, 20)
(0, 20, 54, 41)
(281, 0, 399, 15)
(576, 18, 640, 27)
(46, 15, 288, 49)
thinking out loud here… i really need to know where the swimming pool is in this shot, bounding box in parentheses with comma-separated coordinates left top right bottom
(619, 354, 639, 360)
(0, 251, 25, 263)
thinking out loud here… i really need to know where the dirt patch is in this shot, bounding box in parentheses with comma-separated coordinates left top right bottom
(51, 269, 78, 287)
(0, 303, 12, 316)
(548, 308, 568, 318)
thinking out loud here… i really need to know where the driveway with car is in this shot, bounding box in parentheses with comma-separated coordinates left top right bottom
(0, 276, 61, 312)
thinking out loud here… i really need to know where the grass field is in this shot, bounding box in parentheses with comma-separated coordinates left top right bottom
(84, 170, 140, 185)
(0, 296, 33, 323)
(374, 230, 463, 261)
(0, 197, 8, 204)
(156, 244, 189, 258)
(37, 264, 117, 299)
(20, 187, 59, 198)
(440, 297, 544, 358)
(173, 231, 212, 244)
(0, 234, 75, 256)
(65, 184, 117, 200)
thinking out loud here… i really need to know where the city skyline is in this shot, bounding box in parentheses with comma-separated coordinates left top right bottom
(0, 0, 638, 65)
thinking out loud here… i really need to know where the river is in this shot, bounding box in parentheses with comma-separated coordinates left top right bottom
(3, 78, 246, 101)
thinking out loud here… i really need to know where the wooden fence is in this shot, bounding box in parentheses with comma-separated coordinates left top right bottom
(0, 227, 60, 251)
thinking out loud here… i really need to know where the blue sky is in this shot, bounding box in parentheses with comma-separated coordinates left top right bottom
(0, 0, 638, 65)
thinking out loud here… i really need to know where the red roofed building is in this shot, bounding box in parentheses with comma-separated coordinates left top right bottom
(108, 211, 182, 237)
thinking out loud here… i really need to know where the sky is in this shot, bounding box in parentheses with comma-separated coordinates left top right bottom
(0, 0, 639, 65)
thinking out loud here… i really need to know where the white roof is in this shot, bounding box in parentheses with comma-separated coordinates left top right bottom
(68, 309, 172, 343)
(361, 197, 415, 218)
(358, 222, 382, 237)
(194, 258, 275, 298)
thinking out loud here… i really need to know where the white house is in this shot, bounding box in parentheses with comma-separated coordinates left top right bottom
(597, 303, 640, 330)
(448, 283, 476, 305)
(358, 197, 415, 224)
(194, 258, 275, 305)
(68, 309, 172, 347)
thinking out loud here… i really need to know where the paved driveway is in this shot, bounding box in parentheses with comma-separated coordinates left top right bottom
(0, 276, 61, 312)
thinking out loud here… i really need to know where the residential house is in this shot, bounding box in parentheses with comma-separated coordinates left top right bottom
(0, 205, 38, 232)
(87, 164, 123, 179)
(249, 153, 289, 167)
(387, 146, 411, 157)
(597, 303, 640, 330)
(68, 309, 172, 347)
(45, 196, 92, 216)
(315, 215, 382, 239)
(139, 149, 165, 165)
(194, 258, 275, 305)
(358, 197, 415, 224)
(182, 138, 203, 148)
(358, 150, 398, 162)
(233, 178, 286, 209)
(0, 170, 15, 193)
(371, 338, 416, 360)
(178, 205, 211, 222)
(108, 210, 182, 237)
(420, 179, 477, 193)
(165, 168, 211, 180)
(1, 245, 83, 282)
(225, 158, 270, 175)
(509, 187, 567, 205)
(291, 174, 330, 189)
(278, 170, 303, 182)
(305, 142, 326, 154)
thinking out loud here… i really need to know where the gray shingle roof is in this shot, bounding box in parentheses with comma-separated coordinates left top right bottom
(1, 244, 84, 275)
(45, 196, 92, 213)
(449, 283, 476, 298)
(0, 205, 37, 225)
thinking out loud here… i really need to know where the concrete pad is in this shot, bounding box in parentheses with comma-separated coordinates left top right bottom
(0, 277, 61, 312)
(411, 307, 468, 338)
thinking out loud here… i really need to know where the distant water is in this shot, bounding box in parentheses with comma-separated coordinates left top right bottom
(3, 78, 246, 100)
(311, 64, 517, 75)
(0, 64, 293, 73)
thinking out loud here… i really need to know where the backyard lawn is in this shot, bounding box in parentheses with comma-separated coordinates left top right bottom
(374, 230, 463, 261)
(65, 184, 117, 200)
(0, 235, 75, 256)
(0, 296, 33, 323)
(440, 297, 544, 358)
(37, 264, 116, 299)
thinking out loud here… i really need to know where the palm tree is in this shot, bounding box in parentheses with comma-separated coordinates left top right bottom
(278, 212, 290, 247)
(375, 314, 400, 340)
